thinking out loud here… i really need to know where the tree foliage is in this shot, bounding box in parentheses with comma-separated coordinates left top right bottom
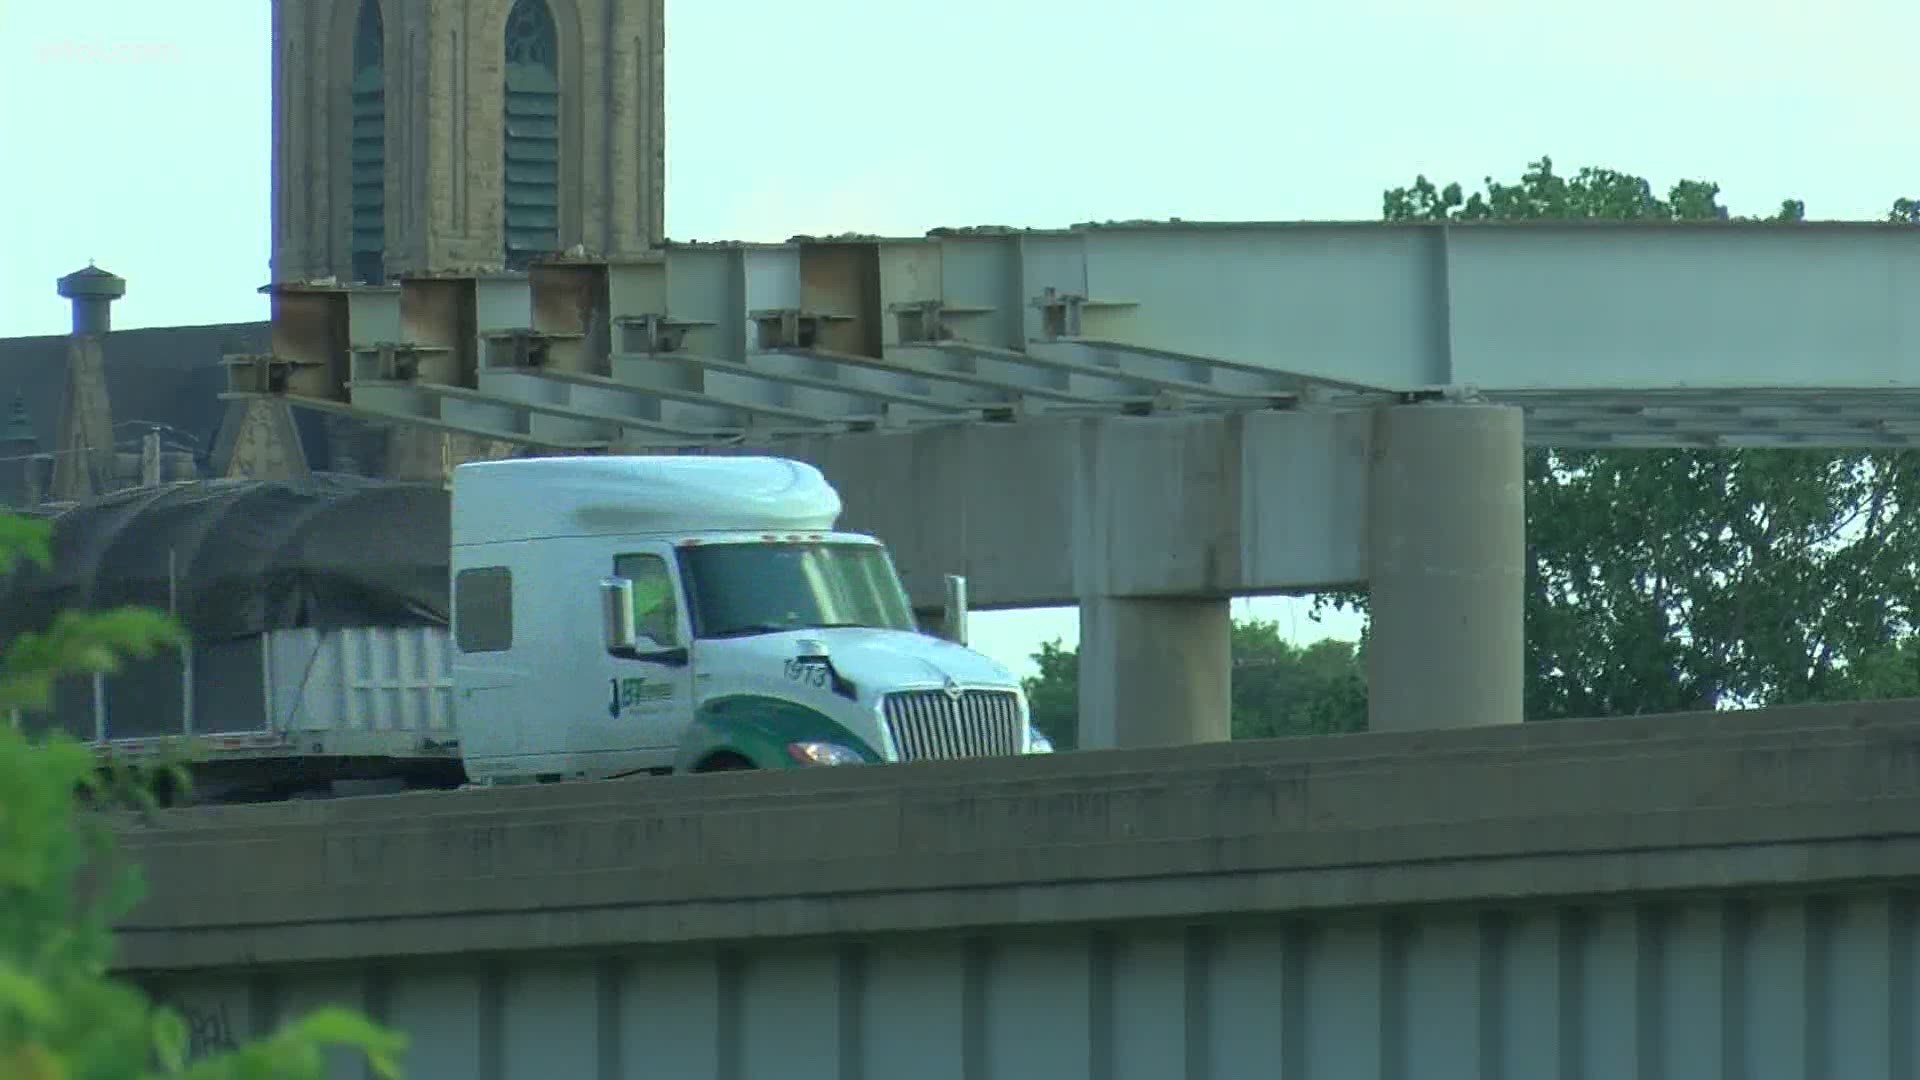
(1022, 640, 1081, 749)
(1368, 157, 1920, 717)
(0, 511, 408, 1078)
(1023, 619, 1366, 748)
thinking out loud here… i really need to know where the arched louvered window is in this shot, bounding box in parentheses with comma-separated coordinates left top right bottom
(502, 0, 559, 270)
(350, 0, 386, 284)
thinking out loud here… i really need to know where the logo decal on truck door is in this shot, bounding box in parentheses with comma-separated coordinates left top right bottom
(609, 676, 672, 717)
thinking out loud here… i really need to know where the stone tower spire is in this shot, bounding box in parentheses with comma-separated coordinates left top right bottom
(270, 0, 666, 283)
(50, 265, 123, 500)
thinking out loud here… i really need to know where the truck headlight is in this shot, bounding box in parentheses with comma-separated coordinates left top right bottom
(786, 741, 865, 766)
(1026, 728, 1054, 754)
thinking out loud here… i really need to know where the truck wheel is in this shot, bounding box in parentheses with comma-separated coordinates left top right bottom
(694, 751, 755, 773)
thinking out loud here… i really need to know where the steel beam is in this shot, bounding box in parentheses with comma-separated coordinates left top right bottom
(1041, 220, 1920, 393)
(250, 220, 1920, 452)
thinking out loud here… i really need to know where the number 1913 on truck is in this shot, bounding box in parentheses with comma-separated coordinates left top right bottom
(450, 455, 1052, 783)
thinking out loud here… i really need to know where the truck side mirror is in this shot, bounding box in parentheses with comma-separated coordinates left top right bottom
(600, 578, 639, 653)
(941, 573, 970, 646)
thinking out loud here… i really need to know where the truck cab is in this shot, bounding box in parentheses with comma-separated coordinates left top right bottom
(449, 455, 1049, 783)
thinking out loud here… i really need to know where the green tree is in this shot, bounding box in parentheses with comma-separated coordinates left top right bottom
(1813, 636, 1920, 702)
(1021, 618, 1367, 747)
(1023, 640, 1081, 749)
(0, 511, 406, 1078)
(1228, 621, 1367, 739)
(1358, 157, 1920, 717)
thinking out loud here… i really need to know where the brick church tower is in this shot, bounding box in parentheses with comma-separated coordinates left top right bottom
(269, 0, 666, 284)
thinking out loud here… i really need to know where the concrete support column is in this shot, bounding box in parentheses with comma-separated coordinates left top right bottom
(1366, 403, 1526, 731)
(1077, 595, 1232, 750)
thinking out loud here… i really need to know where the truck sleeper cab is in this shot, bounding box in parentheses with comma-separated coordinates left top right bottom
(449, 455, 1049, 784)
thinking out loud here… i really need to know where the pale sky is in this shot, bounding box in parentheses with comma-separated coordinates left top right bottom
(1, 0, 1913, 675)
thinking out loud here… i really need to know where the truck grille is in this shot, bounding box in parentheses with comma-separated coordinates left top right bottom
(882, 689, 1024, 761)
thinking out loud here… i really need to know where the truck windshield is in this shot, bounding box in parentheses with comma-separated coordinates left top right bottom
(677, 541, 919, 639)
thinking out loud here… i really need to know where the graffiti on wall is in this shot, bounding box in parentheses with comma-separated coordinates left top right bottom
(179, 999, 240, 1058)
(146, 991, 244, 1061)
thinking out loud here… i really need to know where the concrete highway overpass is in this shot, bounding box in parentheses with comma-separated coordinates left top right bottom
(118, 699, 1920, 1078)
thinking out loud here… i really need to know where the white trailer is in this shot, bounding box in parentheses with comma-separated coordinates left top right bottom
(31, 624, 462, 800)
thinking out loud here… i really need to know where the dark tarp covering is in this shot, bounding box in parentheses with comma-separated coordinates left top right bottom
(0, 474, 450, 646)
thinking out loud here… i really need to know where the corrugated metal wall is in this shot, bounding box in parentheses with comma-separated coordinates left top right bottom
(141, 886, 1919, 1079)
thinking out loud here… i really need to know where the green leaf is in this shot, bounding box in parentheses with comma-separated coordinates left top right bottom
(0, 514, 52, 575)
(0, 964, 58, 1026)
(0, 1043, 66, 1080)
(152, 1006, 189, 1072)
(278, 1008, 409, 1077)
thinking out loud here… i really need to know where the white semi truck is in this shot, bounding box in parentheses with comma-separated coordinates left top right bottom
(450, 454, 1051, 782)
(4, 456, 1048, 801)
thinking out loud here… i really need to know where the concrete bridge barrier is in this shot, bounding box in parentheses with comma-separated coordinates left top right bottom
(116, 699, 1920, 1077)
